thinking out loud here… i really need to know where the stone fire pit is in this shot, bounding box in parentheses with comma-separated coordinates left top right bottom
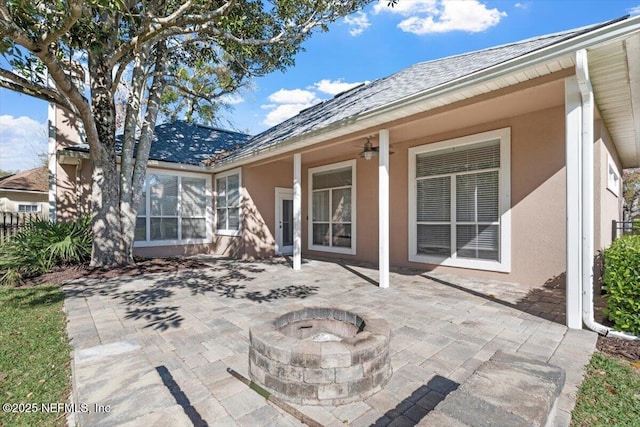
(248, 307, 392, 405)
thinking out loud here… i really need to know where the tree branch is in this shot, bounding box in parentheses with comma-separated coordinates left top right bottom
(41, 0, 85, 46)
(0, 67, 75, 112)
(108, 0, 237, 66)
(0, 15, 40, 52)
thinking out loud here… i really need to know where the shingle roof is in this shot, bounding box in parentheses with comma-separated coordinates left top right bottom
(65, 120, 251, 166)
(0, 166, 48, 192)
(221, 17, 625, 163)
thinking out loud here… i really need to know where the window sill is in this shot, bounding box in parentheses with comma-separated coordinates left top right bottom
(134, 238, 211, 248)
(409, 253, 510, 273)
(308, 244, 356, 255)
(216, 229, 242, 237)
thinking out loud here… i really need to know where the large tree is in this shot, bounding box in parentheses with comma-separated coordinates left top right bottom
(0, 0, 372, 266)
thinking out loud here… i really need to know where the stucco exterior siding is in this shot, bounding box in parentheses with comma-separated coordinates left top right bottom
(292, 105, 566, 287)
(239, 160, 293, 259)
(0, 192, 48, 215)
(594, 119, 623, 252)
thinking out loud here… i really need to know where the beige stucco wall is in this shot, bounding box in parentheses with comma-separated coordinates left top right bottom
(594, 119, 623, 252)
(294, 106, 567, 287)
(210, 159, 294, 259)
(0, 192, 48, 215)
(225, 75, 573, 288)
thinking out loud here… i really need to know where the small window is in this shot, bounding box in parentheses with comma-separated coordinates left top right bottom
(18, 204, 40, 212)
(308, 160, 356, 255)
(215, 168, 242, 236)
(607, 155, 620, 197)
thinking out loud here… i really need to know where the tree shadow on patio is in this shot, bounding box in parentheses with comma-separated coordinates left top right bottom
(64, 259, 319, 330)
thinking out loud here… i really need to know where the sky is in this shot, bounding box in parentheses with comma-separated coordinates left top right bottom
(1, 0, 640, 172)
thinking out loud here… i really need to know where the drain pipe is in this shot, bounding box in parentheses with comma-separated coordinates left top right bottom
(576, 49, 639, 341)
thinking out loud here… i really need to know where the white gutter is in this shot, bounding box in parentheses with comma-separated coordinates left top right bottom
(576, 49, 639, 341)
(214, 16, 640, 172)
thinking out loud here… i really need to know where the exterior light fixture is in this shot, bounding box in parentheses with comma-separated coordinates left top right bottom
(359, 137, 379, 160)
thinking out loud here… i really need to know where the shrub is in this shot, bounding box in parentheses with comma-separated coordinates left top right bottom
(603, 234, 640, 335)
(0, 217, 92, 286)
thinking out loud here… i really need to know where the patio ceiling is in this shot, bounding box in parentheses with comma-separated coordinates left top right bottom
(589, 33, 640, 169)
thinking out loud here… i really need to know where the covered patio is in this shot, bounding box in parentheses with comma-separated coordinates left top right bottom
(64, 257, 595, 426)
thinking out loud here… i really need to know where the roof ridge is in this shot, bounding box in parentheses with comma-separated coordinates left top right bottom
(164, 120, 252, 137)
(408, 16, 628, 69)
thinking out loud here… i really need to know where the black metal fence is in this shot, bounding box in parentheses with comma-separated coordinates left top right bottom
(0, 211, 46, 243)
(611, 220, 640, 241)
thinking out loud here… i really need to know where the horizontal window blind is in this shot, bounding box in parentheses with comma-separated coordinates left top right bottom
(416, 140, 500, 178)
(415, 139, 501, 262)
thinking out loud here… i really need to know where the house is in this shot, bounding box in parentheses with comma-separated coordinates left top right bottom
(52, 16, 640, 331)
(0, 166, 49, 215)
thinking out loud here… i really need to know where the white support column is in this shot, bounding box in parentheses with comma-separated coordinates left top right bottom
(293, 153, 302, 271)
(379, 129, 390, 288)
(565, 76, 583, 329)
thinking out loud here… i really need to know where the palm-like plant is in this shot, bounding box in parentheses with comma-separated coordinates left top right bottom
(0, 217, 92, 286)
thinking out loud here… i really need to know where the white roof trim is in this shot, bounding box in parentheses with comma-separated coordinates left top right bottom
(627, 33, 640, 166)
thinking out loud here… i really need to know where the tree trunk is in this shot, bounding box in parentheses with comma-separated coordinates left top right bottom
(88, 45, 131, 267)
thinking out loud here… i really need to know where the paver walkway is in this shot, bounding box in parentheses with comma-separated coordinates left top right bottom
(63, 257, 596, 426)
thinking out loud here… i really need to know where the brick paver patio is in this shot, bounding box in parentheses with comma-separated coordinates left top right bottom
(63, 257, 596, 426)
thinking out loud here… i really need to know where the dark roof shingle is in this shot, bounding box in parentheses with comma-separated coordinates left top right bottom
(222, 18, 624, 163)
(65, 120, 251, 166)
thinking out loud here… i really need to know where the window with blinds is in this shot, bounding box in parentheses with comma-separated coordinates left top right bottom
(309, 161, 356, 254)
(415, 140, 500, 261)
(409, 129, 510, 272)
(216, 172, 241, 232)
(135, 171, 211, 245)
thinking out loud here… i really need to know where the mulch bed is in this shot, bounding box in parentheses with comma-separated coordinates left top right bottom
(19, 257, 211, 287)
(597, 335, 640, 362)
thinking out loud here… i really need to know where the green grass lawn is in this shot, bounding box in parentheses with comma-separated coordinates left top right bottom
(0, 284, 72, 427)
(572, 352, 640, 426)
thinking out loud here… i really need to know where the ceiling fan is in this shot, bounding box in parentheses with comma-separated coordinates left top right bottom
(358, 136, 394, 160)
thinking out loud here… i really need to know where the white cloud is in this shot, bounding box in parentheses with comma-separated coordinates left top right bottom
(0, 115, 48, 172)
(263, 103, 318, 126)
(373, 0, 506, 35)
(373, 0, 438, 15)
(630, 5, 640, 16)
(314, 79, 367, 95)
(261, 78, 367, 126)
(261, 88, 320, 125)
(514, 2, 530, 10)
(267, 88, 317, 104)
(220, 94, 244, 105)
(344, 11, 371, 36)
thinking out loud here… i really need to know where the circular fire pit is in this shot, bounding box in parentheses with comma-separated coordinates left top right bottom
(248, 307, 392, 405)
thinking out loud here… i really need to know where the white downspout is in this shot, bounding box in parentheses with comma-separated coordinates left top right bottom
(576, 49, 639, 340)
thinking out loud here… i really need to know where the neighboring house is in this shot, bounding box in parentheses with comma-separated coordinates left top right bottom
(0, 166, 49, 215)
(53, 16, 640, 330)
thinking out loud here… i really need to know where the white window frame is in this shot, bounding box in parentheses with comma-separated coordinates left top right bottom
(134, 169, 212, 248)
(214, 167, 242, 237)
(607, 154, 620, 197)
(308, 159, 357, 255)
(18, 204, 40, 212)
(408, 128, 511, 272)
